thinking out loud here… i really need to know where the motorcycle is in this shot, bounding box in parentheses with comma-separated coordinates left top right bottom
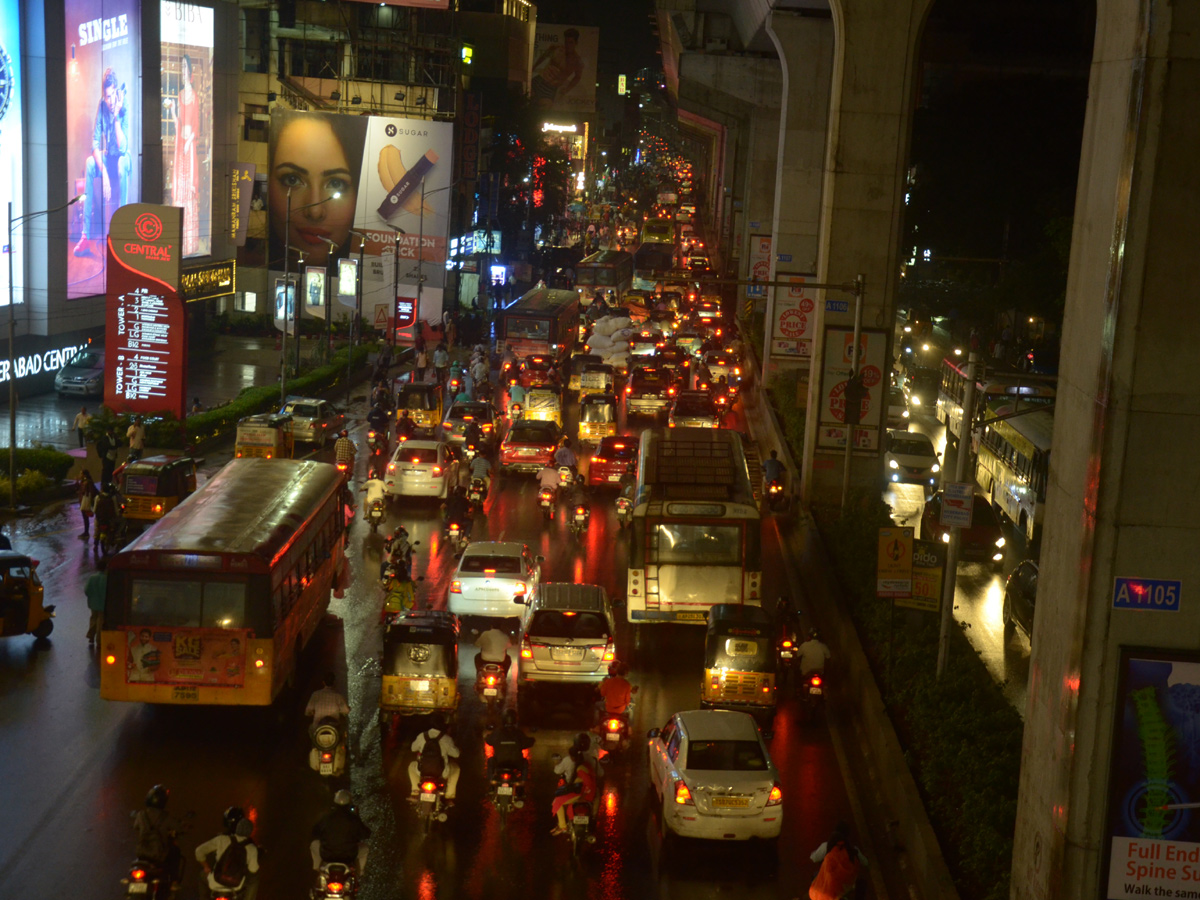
(569, 504, 591, 538)
(508, 402, 523, 423)
(777, 635, 797, 688)
(366, 428, 389, 457)
(309, 716, 347, 777)
(538, 485, 556, 521)
(598, 709, 632, 754)
(466, 478, 488, 510)
(362, 480, 387, 533)
(567, 798, 596, 857)
(615, 496, 633, 528)
(489, 766, 526, 829)
(121, 860, 172, 899)
(557, 466, 575, 488)
(801, 670, 826, 721)
(311, 862, 357, 899)
(96, 515, 129, 558)
(766, 477, 787, 512)
(416, 775, 449, 834)
(383, 528, 415, 576)
(444, 520, 469, 556)
(475, 662, 507, 720)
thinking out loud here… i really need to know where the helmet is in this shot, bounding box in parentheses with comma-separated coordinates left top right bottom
(145, 785, 169, 809)
(502, 709, 518, 727)
(607, 661, 626, 678)
(573, 732, 592, 752)
(576, 474, 586, 485)
(223, 806, 245, 833)
(429, 713, 447, 731)
(339, 430, 349, 438)
(333, 789, 353, 807)
(234, 818, 254, 839)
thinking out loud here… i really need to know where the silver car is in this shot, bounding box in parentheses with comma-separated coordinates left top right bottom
(516, 583, 616, 689)
(443, 400, 497, 446)
(449, 542, 542, 619)
(668, 391, 721, 429)
(281, 397, 345, 446)
(384, 439, 460, 499)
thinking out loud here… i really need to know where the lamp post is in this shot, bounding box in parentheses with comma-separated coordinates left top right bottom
(8, 195, 82, 510)
(279, 245, 306, 405)
(406, 180, 461, 343)
(345, 230, 368, 405)
(314, 236, 339, 375)
(280, 188, 340, 403)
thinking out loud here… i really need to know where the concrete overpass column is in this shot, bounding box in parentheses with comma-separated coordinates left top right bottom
(1013, 3, 1200, 897)
(761, 13, 833, 381)
(740, 105, 781, 291)
(796, 0, 932, 506)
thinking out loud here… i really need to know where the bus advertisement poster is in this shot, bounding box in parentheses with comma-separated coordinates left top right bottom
(1104, 649, 1200, 899)
(122, 625, 249, 687)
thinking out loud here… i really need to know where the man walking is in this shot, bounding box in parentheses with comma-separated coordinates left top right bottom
(85, 559, 107, 644)
(126, 417, 146, 462)
(72, 406, 92, 449)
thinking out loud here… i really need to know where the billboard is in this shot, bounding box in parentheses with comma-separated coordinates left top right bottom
(772, 273, 815, 358)
(0, 0, 23, 308)
(160, 1, 214, 258)
(104, 204, 186, 418)
(66, 0, 143, 299)
(268, 110, 454, 329)
(342, 0, 448, 7)
(531, 25, 599, 114)
(121, 626, 249, 687)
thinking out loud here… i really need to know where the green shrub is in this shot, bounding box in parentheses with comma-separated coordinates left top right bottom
(0, 447, 75, 483)
(766, 368, 807, 454)
(0, 468, 54, 500)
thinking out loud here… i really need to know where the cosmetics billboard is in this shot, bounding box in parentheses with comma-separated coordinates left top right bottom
(160, 2, 214, 258)
(66, 0, 143, 299)
(268, 111, 453, 333)
(0, 0, 23, 308)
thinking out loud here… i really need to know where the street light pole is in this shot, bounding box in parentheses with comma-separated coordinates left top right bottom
(279, 189, 341, 403)
(346, 231, 368, 406)
(8, 195, 81, 510)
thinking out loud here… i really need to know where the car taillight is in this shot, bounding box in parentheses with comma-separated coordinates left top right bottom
(421, 781, 437, 793)
(514, 581, 527, 594)
(432, 466, 442, 476)
(592, 456, 605, 464)
(625, 385, 632, 394)
(603, 640, 615, 662)
(443, 421, 453, 429)
(388, 462, 396, 472)
(521, 637, 533, 659)
(674, 781, 694, 805)
(668, 387, 676, 395)
(766, 785, 783, 806)
(450, 581, 462, 593)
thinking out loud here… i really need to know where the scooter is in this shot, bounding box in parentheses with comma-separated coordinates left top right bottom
(557, 466, 575, 488)
(777, 635, 798, 688)
(489, 765, 527, 830)
(366, 428, 389, 457)
(615, 495, 633, 528)
(567, 798, 596, 858)
(362, 479, 387, 533)
(444, 520, 469, 556)
(801, 670, 827, 722)
(311, 862, 357, 899)
(309, 716, 347, 777)
(766, 477, 787, 512)
(383, 527, 415, 575)
(467, 478, 488, 510)
(508, 402, 523, 423)
(598, 709, 632, 754)
(475, 662, 507, 720)
(122, 860, 172, 899)
(538, 485, 556, 521)
(569, 504, 591, 538)
(416, 774, 449, 834)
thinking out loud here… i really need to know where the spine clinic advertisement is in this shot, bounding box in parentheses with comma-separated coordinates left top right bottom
(66, 0, 143, 300)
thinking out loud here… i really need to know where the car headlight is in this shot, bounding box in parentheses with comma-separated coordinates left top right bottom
(910, 396, 921, 406)
(889, 459, 899, 469)
(902, 409, 909, 418)
(995, 536, 1005, 548)
(931, 463, 940, 473)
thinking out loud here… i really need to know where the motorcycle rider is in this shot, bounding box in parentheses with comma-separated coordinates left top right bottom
(809, 821, 868, 896)
(550, 746, 597, 836)
(195, 811, 259, 899)
(468, 451, 494, 499)
(305, 672, 350, 739)
(537, 462, 561, 496)
(366, 401, 390, 436)
(333, 430, 357, 476)
(595, 660, 637, 725)
(408, 715, 461, 803)
(798, 629, 833, 678)
(462, 418, 484, 455)
(507, 381, 527, 417)
(395, 408, 416, 443)
(442, 487, 474, 541)
(565, 473, 589, 516)
(311, 790, 371, 877)
(484, 709, 535, 780)
(775, 595, 801, 643)
(92, 482, 121, 553)
(761, 449, 785, 494)
(475, 625, 513, 676)
(553, 437, 578, 473)
(132, 784, 184, 890)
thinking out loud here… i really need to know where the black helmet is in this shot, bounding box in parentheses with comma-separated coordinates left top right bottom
(333, 789, 353, 807)
(223, 806, 245, 833)
(145, 784, 169, 809)
(575, 473, 585, 485)
(429, 713, 447, 731)
(502, 709, 518, 727)
(573, 732, 591, 752)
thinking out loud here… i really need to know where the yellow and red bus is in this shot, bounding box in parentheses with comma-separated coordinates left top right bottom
(99, 458, 347, 705)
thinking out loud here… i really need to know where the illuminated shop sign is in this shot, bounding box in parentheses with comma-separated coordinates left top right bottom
(0, 344, 90, 384)
(542, 122, 577, 133)
(0, 0, 24, 308)
(180, 259, 236, 302)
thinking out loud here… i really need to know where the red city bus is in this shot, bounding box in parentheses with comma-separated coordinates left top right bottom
(501, 287, 580, 363)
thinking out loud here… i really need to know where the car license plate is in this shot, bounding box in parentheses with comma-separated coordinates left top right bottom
(711, 796, 751, 808)
(573, 815, 590, 825)
(497, 784, 513, 795)
(551, 647, 585, 661)
(406, 468, 422, 475)
(674, 612, 706, 622)
(409, 680, 430, 692)
(421, 792, 436, 802)
(605, 732, 620, 742)
(608, 474, 621, 481)
(128, 884, 149, 895)
(809, 686, 824, 696)
(320, 762, 333, 775)
(780, 650, 794, 659)
(172, 686, 199, 702)
(483, 688, 498, 697)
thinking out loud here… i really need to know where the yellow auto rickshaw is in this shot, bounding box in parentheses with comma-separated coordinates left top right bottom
(578, 393, 618, 443)
(0, 552, 54, 640)
(578, 362, 616, 398)
(380, 610, 460, 735)
(523, 387, 563, 428)
(701, 603, 777, 732)
(567, 354, 603, 394)
(234, 413, 294, 460)
(117, 455, 198, 525)
(395, 380, 444, 435)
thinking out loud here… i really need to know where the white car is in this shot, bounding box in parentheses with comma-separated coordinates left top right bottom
(449, 542, 542, 619)
(648, 710, 783, 843)
(384, 439, 459, 499)
(882, 429, 940, 494)
(886, 386, 910, 428)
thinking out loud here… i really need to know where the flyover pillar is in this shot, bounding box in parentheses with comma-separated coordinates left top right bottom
(1013, 2, 1200, 897)
(794, 0, 933, 507)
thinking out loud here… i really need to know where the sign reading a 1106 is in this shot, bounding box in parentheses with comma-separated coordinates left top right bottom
(1113, 577, 1181, 612)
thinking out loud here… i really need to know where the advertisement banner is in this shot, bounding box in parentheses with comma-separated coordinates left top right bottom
(1105, 650, 1200, 899)
(342, 0, 448, 7)
(772, 272, 815, 358)
(268, 110, 454, 323)
(531, 25, 599, 114)
(817, 326, 887, 452)
(122, 625, 249, 687)
(896, 540, 945, 613)
(747, 234, 771, 297)
(273, 277, 295, 335)
(230, 163, 255, 247)
(66, 0, 143, 299)
(876, 527, 913, 598)
(180, 259, 235, 302)
(160, 1, 213, 258)
(458, 92, 482, 182)
(304, 266, 326, 318)
(104, 204, 186, 418)
(0, 0, 24, 308)
(337, 258, 358, 309)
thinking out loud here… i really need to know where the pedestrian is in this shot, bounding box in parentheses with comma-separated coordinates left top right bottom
(808, 821, 868, 900)
(445, 313, 458, 349)
(190, 397, 204, 415)
(72, 406, 92, 449)
(506, 273, 516, 302)
(0, 526, 12, 550)
(126, 417, 146, 462)
(415, 344, 429, 381)
(85, 558, 107, 643)
(433, 343, 450, 384)
(97, 428, 118, 486)
(77, 470, 98, 539)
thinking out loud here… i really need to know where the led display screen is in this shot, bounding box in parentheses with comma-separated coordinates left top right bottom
(0, 0, 23, 307)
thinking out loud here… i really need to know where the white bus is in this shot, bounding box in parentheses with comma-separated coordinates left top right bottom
(936, 356, 1056, 445)
(974, 400, 1053, 550)
(626, 428, 763, 624)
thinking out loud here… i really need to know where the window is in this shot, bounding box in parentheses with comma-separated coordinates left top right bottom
(287, 39, 340, 79)
(666, 729, 682, 762)
(242, 8, 269, 74)
(460, 555, 522, 574)
(685, 739, 768, 771)
(243, 117, 269, 143)
(130, 579, 247, 629)
(655, 523, 741, 566)
(235, 292, 257, 313)
(397, 447, 439, 465)
(529, 611, 610, 640)
(202, 582, 247, 629)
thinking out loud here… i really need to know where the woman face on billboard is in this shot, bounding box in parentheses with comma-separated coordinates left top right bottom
(270, 115, 359, 267)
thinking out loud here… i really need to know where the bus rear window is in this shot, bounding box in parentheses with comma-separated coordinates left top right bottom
(130, 579, 247, 629)
(507, 318, 550, 340)
(655, 523, 741, 566)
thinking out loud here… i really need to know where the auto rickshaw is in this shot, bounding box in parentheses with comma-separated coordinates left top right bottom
(117, 455, 198, 525)
(379, 610, 460, 735)
(578, 393, 618, 443)
(567, 354, 603, 394)
(395, 381, 444, 436)
(234, 413, 294, 460)
(0, 552, 54, 640)
(578, 362, 616, 399)
(701, 603, 777, 731)
(523, 387, 563, 428)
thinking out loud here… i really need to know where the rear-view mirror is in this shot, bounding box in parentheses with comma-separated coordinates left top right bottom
(513, 594, 527, 605)
(647, 728, 660, 739)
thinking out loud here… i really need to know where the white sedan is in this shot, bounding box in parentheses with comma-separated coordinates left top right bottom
(648, 709, 782, 842)
(384, 439, 459, 499)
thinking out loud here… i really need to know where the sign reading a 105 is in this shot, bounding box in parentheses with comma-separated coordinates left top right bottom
(1113, 577, 1181, 612)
